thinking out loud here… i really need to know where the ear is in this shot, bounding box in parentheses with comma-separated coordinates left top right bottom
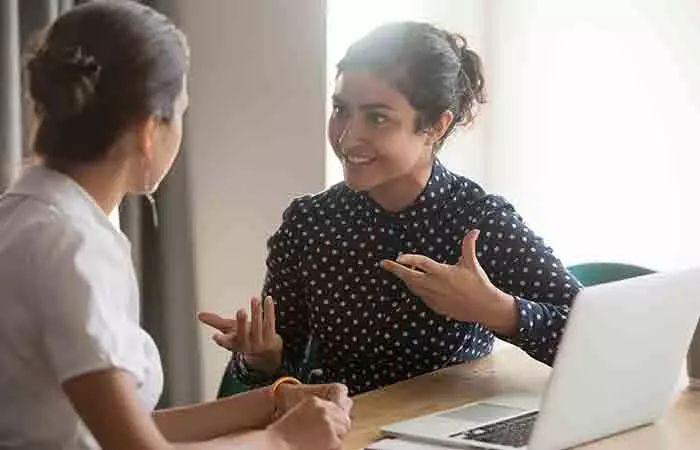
(134, 116, 160, 162)
(423, 110, 454, 148)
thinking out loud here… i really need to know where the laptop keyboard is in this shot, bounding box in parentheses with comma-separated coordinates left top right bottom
(451, 411, 539, 447)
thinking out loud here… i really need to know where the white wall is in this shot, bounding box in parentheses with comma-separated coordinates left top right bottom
(326, 0, 489, 186)
(178, 0, 327, 400)
(487, 0, 700, 270)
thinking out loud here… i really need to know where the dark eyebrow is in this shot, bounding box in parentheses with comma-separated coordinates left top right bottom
(331, 95, 394, 112)
(359, 103, 394, 111)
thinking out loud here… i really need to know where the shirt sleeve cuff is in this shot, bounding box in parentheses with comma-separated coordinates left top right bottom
(229, 352, 286, 387)
(500, 296, 569, 366)
(499, 296, 545, 345)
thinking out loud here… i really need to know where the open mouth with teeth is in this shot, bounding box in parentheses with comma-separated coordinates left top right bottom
(343, 154, 376, 165)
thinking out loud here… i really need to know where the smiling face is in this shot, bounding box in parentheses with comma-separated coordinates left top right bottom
(328, 70, 435, 196)
(329, 22, 487, 211)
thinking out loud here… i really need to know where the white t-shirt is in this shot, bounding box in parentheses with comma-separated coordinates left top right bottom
(0, 165, 163, 449)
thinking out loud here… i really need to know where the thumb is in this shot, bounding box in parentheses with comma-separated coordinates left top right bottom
(459, 229, 481, 270)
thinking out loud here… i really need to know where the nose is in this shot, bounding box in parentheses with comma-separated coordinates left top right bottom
(336, 115, 363, 151)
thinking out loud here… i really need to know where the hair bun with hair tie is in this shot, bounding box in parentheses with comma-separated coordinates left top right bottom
(28, 45, 102, 121)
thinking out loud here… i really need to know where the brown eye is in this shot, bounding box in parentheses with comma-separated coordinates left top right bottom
(367, 111, 388, 125)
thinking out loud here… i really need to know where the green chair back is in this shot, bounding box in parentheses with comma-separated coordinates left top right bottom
(567, 262, 655, 287)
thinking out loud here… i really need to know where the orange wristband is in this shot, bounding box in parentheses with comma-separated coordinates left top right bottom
(271, 376, 302, 395)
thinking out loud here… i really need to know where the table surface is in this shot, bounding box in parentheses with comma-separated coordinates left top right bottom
(344, 347, 700, 450)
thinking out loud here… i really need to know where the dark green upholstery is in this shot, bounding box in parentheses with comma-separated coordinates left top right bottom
(567, 262, 655, 287)
(216, 370, 249, 398)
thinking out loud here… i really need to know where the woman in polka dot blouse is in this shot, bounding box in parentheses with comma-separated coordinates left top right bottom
(200, 22, 582, 395)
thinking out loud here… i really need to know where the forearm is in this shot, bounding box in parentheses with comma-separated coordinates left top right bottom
(474, 208, 578, 364)
(153, 387, 275, 442)
(174, 430, 286, 450)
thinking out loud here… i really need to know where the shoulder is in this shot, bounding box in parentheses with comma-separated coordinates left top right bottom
(20, 207, 131, 312)
(0, 199, 130, 332)
(1, 199, 82, 273)
(31, 207, 138, 346)
(37, 212, 121, 272)
(279, 182, 354, 224)
(268, 183, 354, 253)
(444, 170, 518, 221)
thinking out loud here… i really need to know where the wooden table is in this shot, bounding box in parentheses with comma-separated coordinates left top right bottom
(344, 347, 700, 450)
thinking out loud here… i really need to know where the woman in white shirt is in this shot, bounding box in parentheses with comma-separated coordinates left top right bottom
(0, 1, 351, 449)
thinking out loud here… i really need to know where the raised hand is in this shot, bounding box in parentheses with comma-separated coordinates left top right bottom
(198, 296, 284, 374)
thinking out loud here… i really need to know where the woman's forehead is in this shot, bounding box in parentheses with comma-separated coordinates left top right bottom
(333, 70, 410, 110)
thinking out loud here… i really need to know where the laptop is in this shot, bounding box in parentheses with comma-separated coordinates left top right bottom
(381, 268, 700, 450)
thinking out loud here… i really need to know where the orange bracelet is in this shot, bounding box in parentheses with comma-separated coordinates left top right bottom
(270, 376, 302, 419)
(271, 376, 302, 395)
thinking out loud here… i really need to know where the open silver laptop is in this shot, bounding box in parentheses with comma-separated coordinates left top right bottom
(381, 268, 700, 450)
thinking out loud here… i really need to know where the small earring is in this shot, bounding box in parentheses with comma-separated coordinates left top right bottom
(145, 193, 159, 228)
(143, 165, 159, 228)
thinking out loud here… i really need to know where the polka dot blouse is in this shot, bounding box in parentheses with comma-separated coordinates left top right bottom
(229, 161, 582, 395)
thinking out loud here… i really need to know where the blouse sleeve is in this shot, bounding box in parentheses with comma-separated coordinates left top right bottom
(473, 196, 582, 365)
(33, 221, 151, 385)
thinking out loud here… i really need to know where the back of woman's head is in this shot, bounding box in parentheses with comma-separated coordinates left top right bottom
(26, 0, 189, 165)
(338, 22, 486, 149)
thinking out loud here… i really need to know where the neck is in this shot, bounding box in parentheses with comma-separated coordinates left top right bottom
(368, 159, 434, 213)
(46, 158, 130, 215)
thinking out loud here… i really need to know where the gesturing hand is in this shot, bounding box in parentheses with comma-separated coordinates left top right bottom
(381, 229, 518, 335)
(198, 296, 284, 374)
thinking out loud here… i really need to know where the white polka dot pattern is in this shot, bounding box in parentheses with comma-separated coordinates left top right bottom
(229, 161, 581, 395)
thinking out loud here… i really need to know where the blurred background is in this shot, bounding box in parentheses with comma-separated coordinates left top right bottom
(2, 0, 700, 406)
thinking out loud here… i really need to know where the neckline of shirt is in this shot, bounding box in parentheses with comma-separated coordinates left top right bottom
(345, 160, 457, 227)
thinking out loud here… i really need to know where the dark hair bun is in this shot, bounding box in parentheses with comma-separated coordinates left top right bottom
(27, 45, 101, 121)
(449, 34, 486, 126)
(23, 1, 188, 164)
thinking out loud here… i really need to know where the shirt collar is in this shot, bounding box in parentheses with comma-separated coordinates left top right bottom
(6, 164, 130, 248)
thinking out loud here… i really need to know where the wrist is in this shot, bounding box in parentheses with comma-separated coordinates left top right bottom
(270, 376, 303, 420)
(244, 350, 282, 375)
(483, 289, 519, 336)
